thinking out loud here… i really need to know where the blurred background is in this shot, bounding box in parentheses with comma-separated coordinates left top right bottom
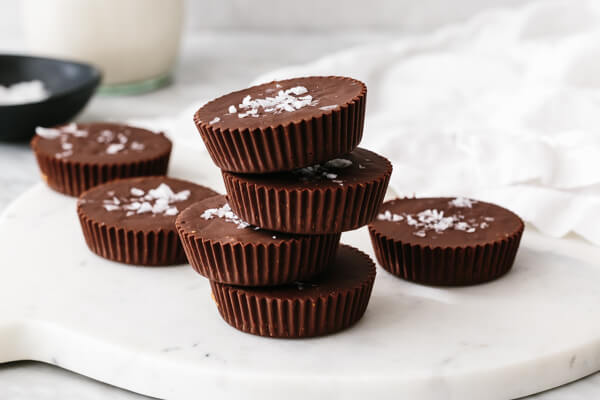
(1, 0, 535, 34)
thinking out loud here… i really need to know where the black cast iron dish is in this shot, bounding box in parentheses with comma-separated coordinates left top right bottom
(0, 54, 101, 141)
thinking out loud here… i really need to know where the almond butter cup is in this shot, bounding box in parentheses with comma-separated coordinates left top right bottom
(77, 176, 218, 266)
(222, 148, 392, 234)
(194, 76, 366, 173)
(31, 123, 172, 197)
(176, 195, 341, 286)
(368, 198, 525, 286)
(210, 245, 376, 338)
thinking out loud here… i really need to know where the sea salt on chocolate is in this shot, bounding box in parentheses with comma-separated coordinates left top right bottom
(36, 123, 87, 140)
(201, 203, 250, 229)
(372, 197, 522, 242)
(34, 123, 161, 159)
(377, 206, 484, 237)
(236, 86, 318, 119)
(194, 76, 367, 173)
(368, 197, 525, 286)
(319, 104, 338, 111)
(449, 197, 476, 208)
(176, 194, 342, 286)
(106, 143, 125, 155)
(77, 176, 218, 266)
(100, 183, 191, 217)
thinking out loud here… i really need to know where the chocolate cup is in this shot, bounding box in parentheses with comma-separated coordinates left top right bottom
(368, 225, 524, 286)
(222, 153, 392, 234)
(31, 123, 173, 197)
(176, 200, 341, 285)
(194, 76, 366, 173)
(35, 151, 170, 197)
(210, 245, 376, 338)
(76, 176, 219, 266)
(78, 210, 186, 266)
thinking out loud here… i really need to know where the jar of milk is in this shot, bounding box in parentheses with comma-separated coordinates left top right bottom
(22, 0, 184, 94)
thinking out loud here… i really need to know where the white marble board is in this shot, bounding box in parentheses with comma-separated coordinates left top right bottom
(1, 144, 600, 400)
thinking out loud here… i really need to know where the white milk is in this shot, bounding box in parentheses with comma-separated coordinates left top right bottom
(22, 0, 183, 87)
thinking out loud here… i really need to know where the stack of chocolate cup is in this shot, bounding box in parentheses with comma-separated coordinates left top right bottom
(177, 76, 392, 338)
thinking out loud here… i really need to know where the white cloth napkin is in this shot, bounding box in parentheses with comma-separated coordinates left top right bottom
(248, 0, 600, 245)
(132, 0, 600, 245)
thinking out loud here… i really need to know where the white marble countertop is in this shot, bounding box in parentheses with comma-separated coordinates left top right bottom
(1, 31, 599, 400)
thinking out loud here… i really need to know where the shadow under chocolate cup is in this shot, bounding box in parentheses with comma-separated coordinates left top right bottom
(222, 148, 392, 234)
(368, 197, 524, 286)
(176, 195, 341, 286)
(194, 76, 366, 173)
(210, 245, 376, 338)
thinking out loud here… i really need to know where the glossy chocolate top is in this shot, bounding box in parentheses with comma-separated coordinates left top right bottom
(223, 148, 391, 190)
(177, 195, 322, 244)
(32, 122, 171, 163)
(195, 76, 365, 131)
(77, 176, 218, 231)
(370, 197, 524, 247)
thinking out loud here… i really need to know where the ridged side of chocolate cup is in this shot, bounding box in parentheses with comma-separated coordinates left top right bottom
(222, 166, 391, 235)
(210, 246, 376, 338)
(368, 225, 524, 286)
(176, 221, 341, 286)
(77, 208, 186, 266)
(33, 150, 171, 197)
(194, 76, 366, 173)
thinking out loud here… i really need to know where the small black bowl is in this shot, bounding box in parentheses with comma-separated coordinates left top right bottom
(0, 54, 102, 142)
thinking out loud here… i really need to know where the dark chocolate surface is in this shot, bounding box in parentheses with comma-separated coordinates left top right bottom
(370, 197, 524, 247)
(223, 147, 390, 190)
(177, 195, 312, 244)
(78, 177, 218, 231)
(222, 245, 375, 298)
(196, 76, 365, 131)
(31, 122, 171, 163)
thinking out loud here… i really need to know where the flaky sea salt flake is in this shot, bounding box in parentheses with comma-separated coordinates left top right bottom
(106, 143, 125, 155)
(165, 207, 178, 216)
(137, 202, 153, 214)
(130, 141, 145, 151)
(449, 197, 476, 208)
(319, 104, 338, 111)
(201, 203, 252, 229)
(324, 158, 352, 169)
(35, 126, 61, 139)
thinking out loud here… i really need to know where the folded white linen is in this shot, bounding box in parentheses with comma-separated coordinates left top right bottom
(247, 0, 600, 245)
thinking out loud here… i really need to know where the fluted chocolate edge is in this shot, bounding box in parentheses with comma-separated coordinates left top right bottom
(32, 147, 171, 197)
(176, 218, 341, 286)
(77, 206, 186, 266)
(222, 163, 392, 235)
(367, 224, 524, 286)
(210, 247, 376, 338)
(194, 76, 367, 173)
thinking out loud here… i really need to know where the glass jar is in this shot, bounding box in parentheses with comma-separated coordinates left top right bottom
(22, 0, 184, 94)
